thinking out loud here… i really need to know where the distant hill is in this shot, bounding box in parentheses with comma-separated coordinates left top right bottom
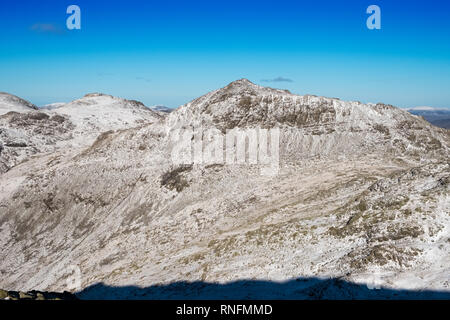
(407, 107, 450, 129)
(0, 92, 38, 115)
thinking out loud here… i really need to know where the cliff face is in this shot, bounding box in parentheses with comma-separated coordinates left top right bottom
(0, 80, 448, 298)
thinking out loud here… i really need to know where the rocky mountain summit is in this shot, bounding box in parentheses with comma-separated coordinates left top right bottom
(168, 79, 448, 164)
(0, 80, 448, 299)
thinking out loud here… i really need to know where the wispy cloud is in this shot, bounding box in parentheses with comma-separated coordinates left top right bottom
(261, 77, 293, 83)
(135, 76, 151, 83)
(96, 73, 151, 83)
(30, 23, 65, 34)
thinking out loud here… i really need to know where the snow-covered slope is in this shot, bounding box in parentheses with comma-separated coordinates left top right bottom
(0, 81, 448, 299)
(0, 92, 163, 174)
(47, 93, 163, 145)
(0, 92, 38, 115)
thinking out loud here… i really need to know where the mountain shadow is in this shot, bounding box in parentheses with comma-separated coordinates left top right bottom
(75, 277, 450, 300)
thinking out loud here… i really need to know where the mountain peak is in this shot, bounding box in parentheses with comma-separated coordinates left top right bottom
(223, 78, 260, 91)
(74, 93, 148, 110)
(229, 78, 254, 85)
(82, 93, 115, 99)
(220, 79, 296, 98)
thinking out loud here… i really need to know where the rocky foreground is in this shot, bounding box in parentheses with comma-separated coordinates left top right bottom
(0, 289, 77, 300)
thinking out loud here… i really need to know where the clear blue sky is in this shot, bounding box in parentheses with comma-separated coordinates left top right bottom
(0, 0, 449, 108)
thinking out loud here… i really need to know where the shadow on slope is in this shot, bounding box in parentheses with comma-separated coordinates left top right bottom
(76, 277, 450, 300)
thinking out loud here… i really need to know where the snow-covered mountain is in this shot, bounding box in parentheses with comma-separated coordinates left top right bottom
(45, 93, 163, 145)
(0, 80, 449, 299)
(168, 79, 448, 163)
(0, 92, 162, 174)
(0, 92, 38, 115)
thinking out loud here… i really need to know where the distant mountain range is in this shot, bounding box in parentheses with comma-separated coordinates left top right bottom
(406, 107, 450, 129)
(150, 105, 173, 113)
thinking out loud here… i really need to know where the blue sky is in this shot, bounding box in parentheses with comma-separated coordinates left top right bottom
(0, 0, 449, 108)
